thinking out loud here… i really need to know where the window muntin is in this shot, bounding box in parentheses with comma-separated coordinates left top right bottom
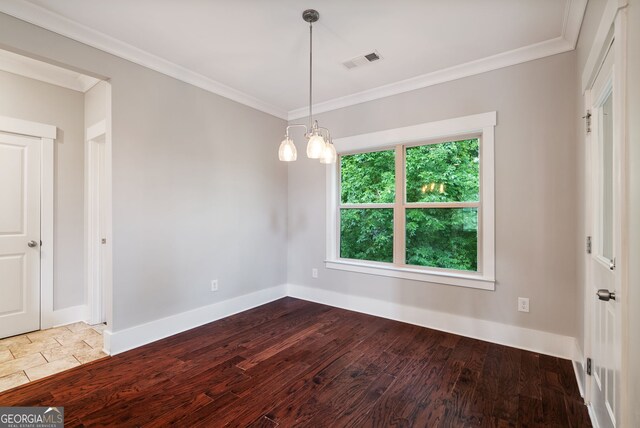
(338, 138, 481, 273)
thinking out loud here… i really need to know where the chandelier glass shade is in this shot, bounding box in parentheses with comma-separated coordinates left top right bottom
(278, 9, 336, 164)
(319, 140, 337, 164)
(278, 136, 297, 162)
(306, 133, 326, 159)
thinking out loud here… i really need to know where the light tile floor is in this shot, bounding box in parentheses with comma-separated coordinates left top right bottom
(0, 322, 108, 393)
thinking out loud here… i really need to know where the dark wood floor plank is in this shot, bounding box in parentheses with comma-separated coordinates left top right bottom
(329, 371, 396, 427)
(354, 345, 452, 427)
(412, 359, 463, 426)
(488, 345, 522, 424)
(564, 397, 593, 428)
(78, 356, 247, 426)
(141, 392, 213, 428)
(235, 318, 328, 370)
(558, 358, 582, 398)
(0, 298, 590, 427)
(517, 395, 545, 427)
(262, 333, 370, 423)
(119, 297, 311, 361)
(245, 415, 278, 428)
(277, 329, 404, 427)
(541, 387, 571, 427)
(520, 351, 543, 400)
(225, 318, 388, 426)
(174, 301, 331, 364)
(395, 345, 457, 426)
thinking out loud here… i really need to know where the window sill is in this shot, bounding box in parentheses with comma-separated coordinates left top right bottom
(325, 260, 495, 291)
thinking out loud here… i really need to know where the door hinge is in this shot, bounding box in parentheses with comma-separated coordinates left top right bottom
(586, 236, 592, 254)
(586, 357, 592, 376)
(583, 110, 592, 133)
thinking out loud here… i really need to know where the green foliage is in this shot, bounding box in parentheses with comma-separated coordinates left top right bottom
(406, 139, 479, 203)
(339, 139, 480, 271)
(340, 209, 393, 262)
(406, 208, 477, 271)
(341, 150, 395, 203)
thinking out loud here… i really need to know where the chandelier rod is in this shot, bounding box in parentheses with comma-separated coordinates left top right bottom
(309, 19, 313, 130)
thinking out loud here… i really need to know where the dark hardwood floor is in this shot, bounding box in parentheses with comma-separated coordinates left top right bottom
(0, 297, 590, 427)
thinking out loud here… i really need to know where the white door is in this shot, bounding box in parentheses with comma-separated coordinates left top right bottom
(0, 131, 41, 338)
(588, 43, 621, 428)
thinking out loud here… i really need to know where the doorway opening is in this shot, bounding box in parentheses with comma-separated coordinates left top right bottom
(0, 49, 112, 355)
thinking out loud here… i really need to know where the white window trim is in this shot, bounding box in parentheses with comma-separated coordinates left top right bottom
(325, 112, 496, 291)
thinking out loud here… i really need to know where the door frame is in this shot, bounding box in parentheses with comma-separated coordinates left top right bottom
(0, 115, 56, 330)
(581, 0, 629, 426)
(85, 119, 111, 325)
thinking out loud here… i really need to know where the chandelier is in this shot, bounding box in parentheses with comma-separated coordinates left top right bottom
(278, 9, 336, 164)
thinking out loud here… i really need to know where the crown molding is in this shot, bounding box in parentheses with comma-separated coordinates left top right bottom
(287, 37, 574, 120)
(0, 0, 586, 122)
(288, 0, 587, 120)
(562, 0, 589, 49)
(0, 0, 289, 120)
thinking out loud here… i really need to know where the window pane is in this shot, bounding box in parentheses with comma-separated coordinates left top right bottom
(406, 208, 477, 271)
(340, 209, 393, 262)
(406, 139, 479, 203)
(341, 150, 395, 204)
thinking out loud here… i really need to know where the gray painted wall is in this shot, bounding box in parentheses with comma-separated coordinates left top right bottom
(85, 80, 108, 129)
(0, 69, 85, 311)
(288, 52, 579, 337)
(0, 13, 288, 331)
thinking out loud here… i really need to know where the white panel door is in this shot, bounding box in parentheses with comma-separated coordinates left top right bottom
(589, 44, 620, 428)
(0, 132, 41, 338)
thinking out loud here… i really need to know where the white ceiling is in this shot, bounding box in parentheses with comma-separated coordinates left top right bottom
(0, 0, 586, 119)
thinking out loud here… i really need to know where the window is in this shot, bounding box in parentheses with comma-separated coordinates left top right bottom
(325, 113, 495, 290)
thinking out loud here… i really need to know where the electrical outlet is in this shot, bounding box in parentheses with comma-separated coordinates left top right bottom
(311, 268, 318, 278)
(211, 280, 219, 292)
(518, 297, 529, 313)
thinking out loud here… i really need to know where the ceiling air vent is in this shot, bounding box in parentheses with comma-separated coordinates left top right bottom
(342, 50, 382, 69)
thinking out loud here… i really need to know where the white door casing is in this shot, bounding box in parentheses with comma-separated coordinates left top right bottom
(86, 120, 107, 325)
(0, 132, 41, 338)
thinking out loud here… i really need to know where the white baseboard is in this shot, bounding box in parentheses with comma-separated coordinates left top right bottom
(101, 282, 580, 363)
(587, 403, 600, 428)
(52, 304, 89, 327)
(104, 284, 287, 355)
(287, 283, 577, 360)
(573, 341, 586, 398)
(573, 343, 599, 428)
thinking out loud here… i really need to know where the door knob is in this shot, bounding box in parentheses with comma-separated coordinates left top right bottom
(596, 289, 616, 301)
(27, 240, 38, 248)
